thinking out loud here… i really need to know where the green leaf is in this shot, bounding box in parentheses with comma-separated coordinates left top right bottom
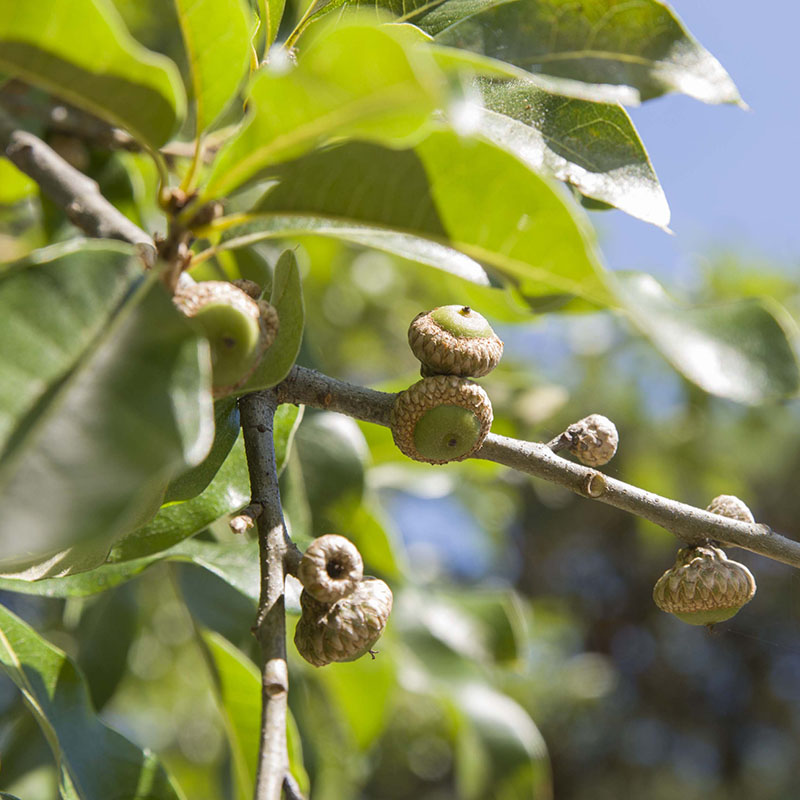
(175, 0, 251, 136)
(615, 272, 800, 404)
(0, 241, 212, 573)
(294, 413, 366, 537)
(0, 602, 183, 800)
(312, 652, 396, 751)
(330, 0, 742, 105)
(453, 684, 549, 800)
(75, 584, 138, 710)
(109, 403, 301, 561)
(471, 77, 669, 228)
(213, 218, 491, 285)
(0, 158, 36, 205)
(428, 36, 639, 105)
(216, 132, 609, 304)
(0, 0, 185, 148)
(260, 0, 286, 51)
(165, 397, 240, 502)
(200, 629, 309, 797)
(238, 250, 305, 391)
(0, 538, 260, 600)
(202, 20, 447, 199)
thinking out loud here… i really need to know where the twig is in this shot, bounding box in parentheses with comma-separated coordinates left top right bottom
(282, 773, 307, 800)
(275, 365, 800, 570)
(230, 502, 263, 534)
(238, 390, 291, 800)
(0, 108, 155, 265)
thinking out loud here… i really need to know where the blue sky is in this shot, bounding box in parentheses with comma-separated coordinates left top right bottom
(595, 1, 798, 282)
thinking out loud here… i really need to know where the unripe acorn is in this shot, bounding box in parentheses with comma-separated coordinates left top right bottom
(408, 305, 503, 378)
(564, 413, 618, 467)
(173, 281, 278, 395)
(653, 545, 756, 626)
(297, 534, 364, 604)
(294, 577, 393, 667)
(706, 494, 755, 524)
(391, 375, 493, 465)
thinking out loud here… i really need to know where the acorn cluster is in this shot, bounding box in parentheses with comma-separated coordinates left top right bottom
(172, 279, 278, 397)
(294, 535, 392, 667)
(391, 306, 503, 464)
(653, 494, 758, 626)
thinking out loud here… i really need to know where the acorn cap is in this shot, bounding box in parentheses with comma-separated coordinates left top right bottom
(706, 494, 755, 524)
(408, 305, 503, 378)
(231, 279, 263, 300)
(653, 545, 756, 626)
(564, 414, 618, 467)
(173, 281, 279, 397)
(294, 577, 393, 667)
(391, 375, 493, 465)
(297, 534, 363, 604)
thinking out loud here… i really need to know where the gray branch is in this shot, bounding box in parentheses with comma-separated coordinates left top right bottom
(238, 390, 291, 800)
(276, 365, 800, 570)
(0, 107, 155, 265)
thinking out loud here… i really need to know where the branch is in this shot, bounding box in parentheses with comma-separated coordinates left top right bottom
(238, 390, 292, 800)
(0, 107, 155, 265)
(276, 365, 800, 570)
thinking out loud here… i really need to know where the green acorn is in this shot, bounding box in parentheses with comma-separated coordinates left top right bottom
(706, 494, 755, 524)
(173, 281, 278, 395)
(294, 577, 393, 667)
(297, 534, 364, 604)
(391, 375, 493, 465)
(408, 305, 503, 378)
(653, 545, 756, 626)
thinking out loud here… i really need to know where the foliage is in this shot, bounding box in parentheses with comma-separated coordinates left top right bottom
(0, 0, 798, 798)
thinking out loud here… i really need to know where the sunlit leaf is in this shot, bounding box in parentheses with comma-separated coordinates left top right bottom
(0, 241, 212, 573)
(175, 0, 251, 136)
(315, 0, 742, 105)
(615, 272, 800, 404)
(0, 0, 185, 148)
(214, 132, 609, 304)
(202, 20, 446, 199)
(472, 77, 669, 227)
(0, 603, 183, 800)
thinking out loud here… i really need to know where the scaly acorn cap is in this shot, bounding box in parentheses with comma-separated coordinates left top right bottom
(564, 414, 619, 467)
(706, 494, 755, 524)
(408, 305, 503, 378)
(294, 577, 393, 667)
(391, 375, 493, 465)
(297, 535, 364, 604)
(653, 545, 756, 626)
(173, 281, 279, 396)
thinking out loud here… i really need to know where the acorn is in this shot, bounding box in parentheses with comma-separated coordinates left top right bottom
(391, 375, 493, 464)
(297, 534, 363, 604)
(563, 413, 618, 467)
(408, 305, 503, 378)
(294, 577, 393, 667)
(231, 278, 263, 300)
(653, 545, 756, 626)
(706, 494, 755, 524)
(173, 281, 278, 395)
